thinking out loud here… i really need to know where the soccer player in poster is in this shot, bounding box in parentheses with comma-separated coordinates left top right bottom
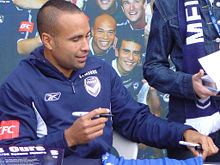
(90, 14, 117, 64)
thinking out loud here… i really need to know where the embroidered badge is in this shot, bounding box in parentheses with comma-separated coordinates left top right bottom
(0, 120, 19, 140)
(133, 82, 139, 90)
(44, 92, 61, 102)
(84, 76, 101, 97)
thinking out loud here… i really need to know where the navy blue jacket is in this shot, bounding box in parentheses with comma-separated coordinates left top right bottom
(0, 46, 191, 159)
(143, 0, 220, 123)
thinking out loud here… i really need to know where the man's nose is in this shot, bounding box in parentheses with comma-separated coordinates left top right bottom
(128, 52, 134, 60)
(103, 31, 109, 39)
(82, 38, 90, 51)
(129, 3, 135, 10)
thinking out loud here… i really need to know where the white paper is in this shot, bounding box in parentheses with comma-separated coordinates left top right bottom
(198, 50, 220, 90)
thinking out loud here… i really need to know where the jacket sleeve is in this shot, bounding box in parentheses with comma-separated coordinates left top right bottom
(143, 0, 195, 99)
(109, 67, 192, 149)
(0, 84, 72, 156)
(102, 152, 203, 165)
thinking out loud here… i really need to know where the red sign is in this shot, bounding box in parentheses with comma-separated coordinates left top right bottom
(0, 120, 19, 140)
(19, 21, 34, 33)
(72, 0, 77, 4)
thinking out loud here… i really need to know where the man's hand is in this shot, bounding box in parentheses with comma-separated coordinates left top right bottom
(64, 108, 109, 147)
(192, 69, 218, 99)
(184, 129, 219, 160)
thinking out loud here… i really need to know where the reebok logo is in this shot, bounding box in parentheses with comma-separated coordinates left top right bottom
(18, 21, 34, 33)
(44, 92, 61, 102)
(0, 120, 19, 140)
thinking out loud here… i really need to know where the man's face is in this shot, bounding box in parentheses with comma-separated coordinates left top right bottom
(92, 16, 116, 54)
(117, 40, 141, 75)
(96, 0, 115, 11)
(121, 0, 144, 23)
(47, 13, 91, 76)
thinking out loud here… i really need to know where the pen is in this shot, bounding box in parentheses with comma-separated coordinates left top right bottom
(179, 141, 202, 150)
(72, 112, 114, 118)
(204, 85, 220, 92)
(99, 113, 114, 117)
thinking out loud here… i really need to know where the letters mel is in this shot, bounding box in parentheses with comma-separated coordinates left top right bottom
(185, 0, 204, 45)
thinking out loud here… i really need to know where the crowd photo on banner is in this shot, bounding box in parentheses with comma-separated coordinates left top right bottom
(0, 0, 172, 159)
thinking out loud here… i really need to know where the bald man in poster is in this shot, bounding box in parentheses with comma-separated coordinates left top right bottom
(89, 14, 117, 64)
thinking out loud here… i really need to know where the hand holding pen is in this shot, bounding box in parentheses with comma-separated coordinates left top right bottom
(64, 108, 111, 148)
(182, 129, 219, 160)
(179, 141, 202, 155)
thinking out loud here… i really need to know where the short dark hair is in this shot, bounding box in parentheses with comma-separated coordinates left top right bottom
(37, 0, 82, 36)
(120, 0, 146, 6)
(117, 35, 142, 50)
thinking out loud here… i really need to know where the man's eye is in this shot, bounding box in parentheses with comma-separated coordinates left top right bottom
(123, 49, 130, 53)
(98, 30, 104, 33)
(72, 38, 80, 42)
(123, 1, 129, 5)
(134, 51, 140, 55)
(108, 31, 114, 35)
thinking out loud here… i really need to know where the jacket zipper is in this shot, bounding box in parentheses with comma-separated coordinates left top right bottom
(71, 81, 75, 94)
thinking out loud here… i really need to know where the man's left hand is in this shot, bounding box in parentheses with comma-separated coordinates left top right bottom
(184, 129, 219, 160)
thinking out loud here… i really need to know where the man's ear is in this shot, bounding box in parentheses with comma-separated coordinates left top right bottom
(121, 5, 124, 13)
(91, 28, 94, 37)
(113, 36, 119, 57)
(114, 47, 119, 57)
(41, 32, 53, 50)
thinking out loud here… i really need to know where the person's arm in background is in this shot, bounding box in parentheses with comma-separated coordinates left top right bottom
(13, 0, 47, 55)
(137, 80, 161, 116)
(143, 1, 217, 100)
(143, 1, 195, 99)
(13, 0, 85, 9)
(109, 65, 218, 160)
(13, 0, 48, 9)
(147, 86, 161, 117)
(17, 36, 42, 55)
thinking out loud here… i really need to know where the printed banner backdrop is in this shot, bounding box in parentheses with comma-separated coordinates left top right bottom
(0, 0, 170, 159)
(0, 145, 64, 165)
